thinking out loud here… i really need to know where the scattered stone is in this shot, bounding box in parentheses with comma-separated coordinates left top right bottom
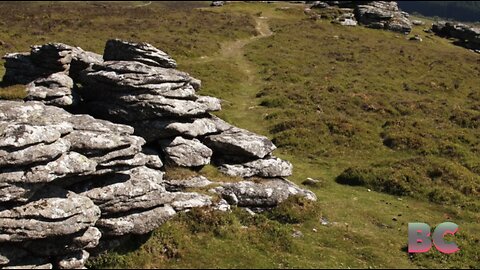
(311, 1, 329, 9)
(56, 250, 89, 269)
(332, 13, 357, 26)
(320, 217, 330, 226)
(302, 177, 322, 187)
(211, 1, 225, 7)
(292, 230, 304, 238)
(409, 35, 422, 42)
(411, 19, 424, 26)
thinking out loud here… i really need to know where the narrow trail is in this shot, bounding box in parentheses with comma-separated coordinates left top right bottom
(187, 16, 274, 134)
(219, 17, 273, 85)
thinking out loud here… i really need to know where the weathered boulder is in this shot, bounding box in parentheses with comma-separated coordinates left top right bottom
(56, 250, 89, 269)
(69, 48, 103, 80)
(95, 205, 176, 236)
(0, 187, 100, 242)
(332, 13, 357, 26)
(204, 127, 276, 160)
(432, 21, 480, 50)
(2, 43, 102, 85)
(25, 72, 75, 106)
(211, 1, 225, 7)
(355, 1, 411, 33)
(104, 39, 177, 68)
(0, 138, 71, 168)
(21, 227, 101, 257)
(165, 175, 214, 191)
(161, 137, 213, 167)
(29, 43, 75, 73)
(211, 178, 317, 207)
(219, 157, 293, 178)
(78, 166, 167, 214)
(132, 115, 231, 142)
(2, 53, 46, 84)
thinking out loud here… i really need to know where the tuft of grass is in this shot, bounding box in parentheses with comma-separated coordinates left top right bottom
(0, 84, 26, 100)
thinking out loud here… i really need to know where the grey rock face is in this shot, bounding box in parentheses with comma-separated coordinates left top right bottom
(77, 61, 221, 121)
(165, 175, 213, 190)
(211, 178, 317, 207)
(311, 1, 411, 33)
(0, 152, 97, 184)
(161, 137, 213, 167)
(132, 115, 231, 142)
(69, 48, 103, 80)
(2, 43, 102, 85)
(0, 138, 71, 168)
(432, 21, 480, 51)
(204, 127, 276, 160)
(30, 43, 75, 73)
(355, 1, 411, 33)
(2, 53, 45, 84)
(0, 187, 101, 242)
(56, 250, 89, 269)
(96, 205, 176, 236)
(25, 72, 75, 106)
(211, 1, 225, 7)
(104, 39, 177, 68)
(219, 157, 293, 178)
(79, 166, 167, 214)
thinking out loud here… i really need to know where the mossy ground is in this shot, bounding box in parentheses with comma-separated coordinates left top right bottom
(1, 1, 479, 269)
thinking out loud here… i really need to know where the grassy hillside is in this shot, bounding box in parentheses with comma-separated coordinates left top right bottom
(0, 1, 479, 269)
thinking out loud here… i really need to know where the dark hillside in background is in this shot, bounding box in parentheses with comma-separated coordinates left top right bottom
(398, 1, 480, 22)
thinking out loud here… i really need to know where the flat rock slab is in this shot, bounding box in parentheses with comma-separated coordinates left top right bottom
(0, 187, 100, 242)
(161, 137, 213, 167)
(104, 39, 177, 68)
(25, 72, 74, 107)
(132, 115, 231, 142)
(204, 127, 276, 160)
(79, 166, 167, 214)
(219, 157, 293, 178)
(96, 205, 176, 236)
(211, 178, 317, 207)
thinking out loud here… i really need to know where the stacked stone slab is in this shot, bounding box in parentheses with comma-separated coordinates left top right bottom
(1, 40, 317, 268)
(310, 1, 412, 33)
(432, 22, 480, 52)
(0, 101, 211, 269)
(75, 39, 294, 179)
(2, 43, 103, 107)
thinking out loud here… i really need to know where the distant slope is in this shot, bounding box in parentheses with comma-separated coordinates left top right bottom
(398, 1, 480, 22)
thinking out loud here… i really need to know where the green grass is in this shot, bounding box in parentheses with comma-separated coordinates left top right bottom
(1, 1, 479, 269)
